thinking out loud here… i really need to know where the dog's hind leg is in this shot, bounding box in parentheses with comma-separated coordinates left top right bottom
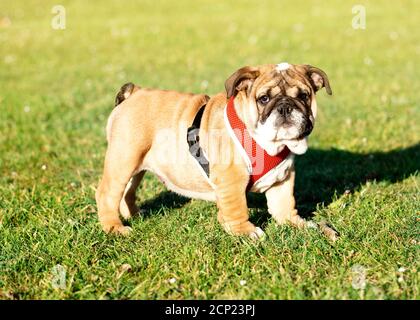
(96, 146, 143, 235)
(119, 171, 145, 220)
(96, 108, 146, 235)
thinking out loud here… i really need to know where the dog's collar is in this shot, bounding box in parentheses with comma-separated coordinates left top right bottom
(224, 96, 291, 191)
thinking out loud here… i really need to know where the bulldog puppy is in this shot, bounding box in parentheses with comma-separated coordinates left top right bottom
(96, 63, 337, 240)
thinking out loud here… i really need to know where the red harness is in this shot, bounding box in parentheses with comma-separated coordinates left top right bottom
(225, 96, 290, 191)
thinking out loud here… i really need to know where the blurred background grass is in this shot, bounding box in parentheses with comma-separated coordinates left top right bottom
(0, 0, 418, 299)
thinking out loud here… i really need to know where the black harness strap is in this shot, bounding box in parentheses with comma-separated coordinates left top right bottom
(187, 104, 210, 177)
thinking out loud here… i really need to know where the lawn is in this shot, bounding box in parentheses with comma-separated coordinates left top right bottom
(0, 0, 419, 299)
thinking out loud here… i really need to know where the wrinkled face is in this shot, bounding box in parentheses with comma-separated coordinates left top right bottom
(225, 63, 332, 148)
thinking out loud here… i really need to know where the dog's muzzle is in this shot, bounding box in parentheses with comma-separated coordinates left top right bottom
(276, 97, 295, 117)
(275, 96, 313, 138)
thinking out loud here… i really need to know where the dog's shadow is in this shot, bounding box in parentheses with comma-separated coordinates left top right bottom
(138, 190, 191, 218)
(137, 143, 420, 221)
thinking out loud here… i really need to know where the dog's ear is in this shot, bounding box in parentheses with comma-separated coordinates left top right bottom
(225, 66, 260, 99)
(303, 65, 332, 95)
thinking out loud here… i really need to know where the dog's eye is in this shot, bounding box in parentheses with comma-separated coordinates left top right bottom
(298, 92, 309, 101)
(258, 95, 270, 105)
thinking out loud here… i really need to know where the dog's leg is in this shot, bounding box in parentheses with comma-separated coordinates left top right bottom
(96, 137, 144, 235)
(212, 165, 264, 239)
(265, 169, 305, 226)
(265, 169, 338, 241)
(119, 171, 145, 220)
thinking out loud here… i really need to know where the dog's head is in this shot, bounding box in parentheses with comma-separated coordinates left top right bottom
(225, 63, 332, 155)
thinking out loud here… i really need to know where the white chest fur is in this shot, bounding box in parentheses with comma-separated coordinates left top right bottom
(249, 153, 295, 193)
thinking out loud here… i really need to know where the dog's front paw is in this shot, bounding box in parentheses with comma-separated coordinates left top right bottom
(248, 227, 266, 241)
(103, 224, 133, 236)
(219, 220, 265, 240)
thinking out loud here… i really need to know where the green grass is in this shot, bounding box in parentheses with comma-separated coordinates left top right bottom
(0, 0, 419, 299)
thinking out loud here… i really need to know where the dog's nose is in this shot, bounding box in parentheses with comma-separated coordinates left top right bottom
(276, 97, 295, 117)
(278, 104, 293, 117)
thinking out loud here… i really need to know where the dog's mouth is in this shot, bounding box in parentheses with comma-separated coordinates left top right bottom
(257, 112, 312, 141)
(254, 121, 310, 155)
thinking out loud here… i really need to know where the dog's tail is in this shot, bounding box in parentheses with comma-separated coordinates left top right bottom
(115, 82, 140, 107)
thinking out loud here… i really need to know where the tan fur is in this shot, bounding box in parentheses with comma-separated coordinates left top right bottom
(96, 64, 337, 240)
